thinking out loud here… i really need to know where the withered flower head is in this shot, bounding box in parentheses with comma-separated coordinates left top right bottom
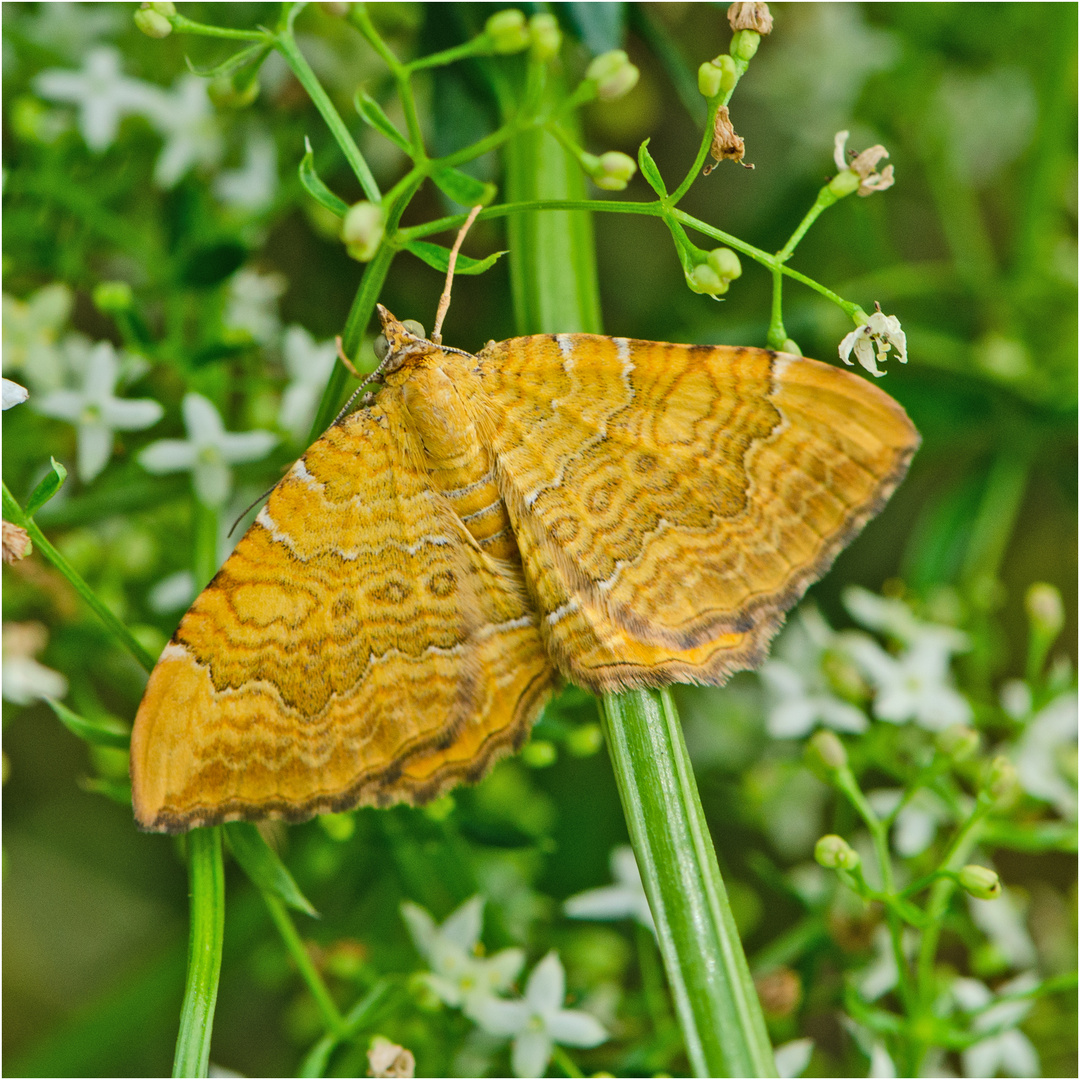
(833, 130, 895, 196)
(727, 2, 773, 34)
(703, 105, 754, 175)
(2, 521, 31, 565)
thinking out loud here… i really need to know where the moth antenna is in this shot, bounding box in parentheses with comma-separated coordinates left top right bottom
(431, 204, 483, 346)
(229, 485, 276, 537)
(330, 350, 395, 426)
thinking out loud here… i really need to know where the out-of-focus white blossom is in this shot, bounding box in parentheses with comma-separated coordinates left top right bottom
(23, 2, 123, 59)
(2, 622, 68, 705)
(2, 283, 73, 392)
(35, 341, 163, 482)
(224, 268, 287, 344)
(952, 973, 1040, 1078)
(149, 570, 197, 614)
(564, 845, 654, 932)
(838, 310, 908, 378)
(968, 886, 1037, 970)
(1012, 691, 1077, 819)
(142, 74, 223, 188)
(867, 787, 952, 857)
(774, 1038, 814, 1079)
(214, 129, 278, 211)
(278, 326, 337, 441)
(468, 951, 607, 1078)
(138, 393, 276, 507)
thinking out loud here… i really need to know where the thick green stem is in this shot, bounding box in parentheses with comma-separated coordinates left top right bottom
(173, 828, 225, 1078)
(601, 690, 777, 1077)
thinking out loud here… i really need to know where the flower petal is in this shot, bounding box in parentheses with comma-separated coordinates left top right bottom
(182, 393, 226, 446)
(512, 1030, 553, 1079)
(218, 429, 277, 465)
(548, 1008, 607, 1047)
(441, 895, 484, 952)
(468, 995, 530, 1038)
(2, 378, 29, 409)
(524, 951, 565, 1015)
(139, 439, 198, 474)
(77, 422, 113, 482)
(193, 458, 231, 507)
(101, 397, 164, 430)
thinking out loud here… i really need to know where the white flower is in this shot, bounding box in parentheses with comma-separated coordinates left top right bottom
(952, 973, 1040, 1078)
(842, 1016, 897, 1079)
(401, 896, 525, 1017)
(34, 46, 161, 152)
(149, 570, 197, 614)
(138, 393, 276, 507)
(142, 74, 223, 188)
(3, 379, 29, 409)
(35, 341, 163, 482)
(2, 283, 73, 391)
(469, 952, 607, 1078)
(2, 622, 69, 705)
(843, 586, 968, 653)
(838, 310, 908, 378)
(858, 925, 899, 1002)
(760, 607, 868, 738)
(868, 787, 951, 857)
(1012, 691, 1077, 819)
(833, 130, 895, 196)
(774, 1038, 814, 1079)
(564, 845, 654, 932)
(23, 2, 123, 60)
(224, 268, 287, 344)
(968, 886, 1037, 970)
(278, 325, 337, 441)
(214, 129, 278, 211)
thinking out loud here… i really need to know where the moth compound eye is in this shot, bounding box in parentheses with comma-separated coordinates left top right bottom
(373, 334, 390, 362)
(402, 320, 426, 340)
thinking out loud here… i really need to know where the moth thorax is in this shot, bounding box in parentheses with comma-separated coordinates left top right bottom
(401, 365, 480, 467)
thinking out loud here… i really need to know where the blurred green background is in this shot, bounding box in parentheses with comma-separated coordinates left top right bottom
(3, 3, 1076, 1076)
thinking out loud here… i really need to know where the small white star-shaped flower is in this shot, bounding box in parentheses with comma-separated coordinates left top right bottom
(214, 129, 279, 211)
(1012, 690, 1077, 819)
(2, 283, 73, 392)
(564, 844, 654, 931)
(838, 310, 908, 378)
(224, 268, 287, 344)
(2, 622, 69, 705)
(35, 341, 163, 482)
(469, 951, 607, 1078)
(138, 393, 276, 507)
(277, 325, 337, 441)
(833, 130, 895, 196)
(142, 74, 223, 188)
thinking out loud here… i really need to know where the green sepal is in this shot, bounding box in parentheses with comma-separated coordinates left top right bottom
(25, 457, 68, 518)
(402, 240, 505, 276)
(298, 138, 350, 218)
(431, 166, 497, 208)
(353, 89, 412, 154)
(224, 821, 319, 917)
(46, 698, 131, 749)
(637, 138, 667, 198)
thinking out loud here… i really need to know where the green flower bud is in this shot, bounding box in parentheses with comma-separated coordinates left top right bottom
(687, 263, 728, 296)
(937, 723, 980, 762)
(828, 169, 861, 199)
(134, 3, 173, 38)
(730, 28, 760, 61)
(485, 8, 529, 54)
(586, 49, 640, 102)
(713, 54, 739, 91)
(807, 729, 848, 772)
(698, 60, 724, 100)
(208, 73, 260, 109)
(529, 13, 561, 61)
(587, 150, 637, 191)
(984, 754, 1020, 804)
(1025, 583, 1064, 639)
(706, 246, 742, 282)
(318, 811, 355, 842)
(566, 723, 603, 757)
(958, 864, 1002, 900)
(815, 834, 860, 871)
(92, 281, 133, 313)
(521, 739, 557, 768)
(341, 201, 386, 262)
(780, 338, 801, 356)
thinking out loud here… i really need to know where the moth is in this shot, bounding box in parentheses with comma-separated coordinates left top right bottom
(131, 306, 918, 832)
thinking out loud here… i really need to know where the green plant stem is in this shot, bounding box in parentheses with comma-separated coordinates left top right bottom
(263, 893, 347, 1037)
(170, 14, 267, 41)
(2, 482, 156, 673)
(551, 1044, 585, 1078)
(767, 269, 786, 349)
(601, 690, 776, 1078)
(273, 30, 381, 201)
(298, 980, 395, 1078)
(173, 828, 225, 1078)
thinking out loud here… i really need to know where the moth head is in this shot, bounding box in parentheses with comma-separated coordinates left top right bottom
(374, 304, 436, 374)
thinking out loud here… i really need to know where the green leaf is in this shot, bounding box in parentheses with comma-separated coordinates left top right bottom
(402, 240, 505, 276)
(431, 166, 497, 208)
(354, 89, 412, 154)
(298, 138, 350, 218)
(26, 457, 68, 517)
(637, 138, 667, 198)
(46, 699, 131, 749)
(224, 821, 319, 917)
(78, 776, 132, 806)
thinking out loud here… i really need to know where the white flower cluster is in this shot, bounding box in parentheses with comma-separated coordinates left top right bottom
(402, 896, 607, 1078)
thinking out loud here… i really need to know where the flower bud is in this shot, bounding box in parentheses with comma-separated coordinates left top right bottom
(958, 864, 1002, 900)
(585, 151, 637, 191)
(134, 2, 174, 38)
(341, 201, 386, 262)
(485, 9, 529, 54)
(706, 246, 742, 282)
(730, 29, 760, 62)
(318, 811, 355, 841)
(586, 50, 640, 102)
(728, 2, 773, 34)
(687, 263, 728, 296)
(815, 834, 860, 871)
(984, 755, 1019, 804)
(92, 280, 133, 313)
(566, 723, 603, 757)
(529, 13, 561, 61)
(779, 338, 801, 356)
(698, 60, 724, 100)
(521, 739, 557, 768)
(208, 72, 260, 109)
(1025, 583, 1064, 640)
(807, 730, 848, 772)
(828, 169, 861, 199)
(937, 723, 979, 762)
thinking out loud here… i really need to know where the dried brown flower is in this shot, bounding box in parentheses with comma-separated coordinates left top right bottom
(728, 2, 773, 34)
(704, 105, 753, 175)
(2, 521, 31, 564)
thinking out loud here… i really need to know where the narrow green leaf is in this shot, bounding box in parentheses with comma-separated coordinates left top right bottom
(354, 89, 412, 153)
(638, 138, 668, 198)
(225, 821, 319, 917)
(184, 41, 269, 80)
(299, 138, 350, 218)
(431, 166, 497, 207)
(26, 457, 68, 517)
(402, 239, 506, 276)
(79, 776, 133, 806)
(46, 699, 131, 749)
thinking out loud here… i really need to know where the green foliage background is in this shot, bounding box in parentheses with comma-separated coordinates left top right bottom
(2, 3, 1076, 1077)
